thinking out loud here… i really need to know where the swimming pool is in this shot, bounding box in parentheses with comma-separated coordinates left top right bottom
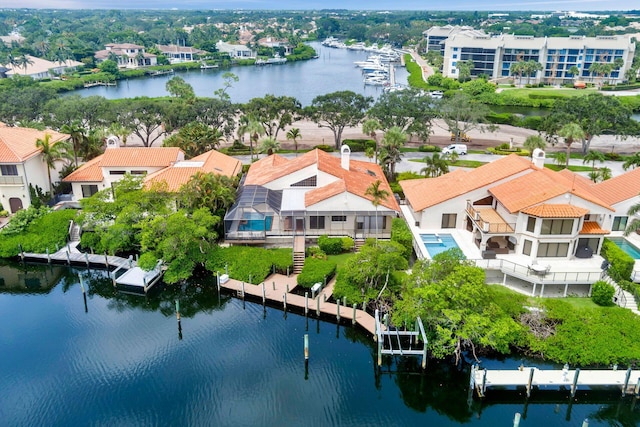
(610, 237, 640, 259)
(420, 233, 460, 258)
(238, 212, 273, 231)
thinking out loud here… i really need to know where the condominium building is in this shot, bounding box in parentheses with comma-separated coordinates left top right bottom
(424, 26, 635, 84)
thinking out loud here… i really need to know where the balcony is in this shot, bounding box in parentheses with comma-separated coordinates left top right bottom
(466, 202, 515, 234)
(0, 175, 24, 186)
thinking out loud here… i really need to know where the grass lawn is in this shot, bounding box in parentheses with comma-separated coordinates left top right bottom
(545, 164, 593, 172)
(498, 87, 598, 99)
(562, 297, 601, 310)
(327, 253, 355, 269)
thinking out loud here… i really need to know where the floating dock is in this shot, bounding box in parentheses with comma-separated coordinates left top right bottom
(114, 261, 163, 293)
(472, 365, 640, 398)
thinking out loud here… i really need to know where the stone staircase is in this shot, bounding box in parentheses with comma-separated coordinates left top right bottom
(354, 238, 366, 252)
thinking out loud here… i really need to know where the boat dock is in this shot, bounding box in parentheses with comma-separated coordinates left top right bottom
(471, 365, 640, 398)
(83, 81, 116, 88)
(218, 273, 377, 335)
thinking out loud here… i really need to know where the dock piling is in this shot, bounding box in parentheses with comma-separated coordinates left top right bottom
(104, 252, 108, 267)
(526, 368, 535, 398)
(582, 419, 589, 427)
(336, 299, 340, 321)
(304, 334, 309, 360)
(216, 271, 220, 293)
(66, 250, 71, 265)
(352, 304, 357, 325)
(571, 368, 581, 397)
(241, 282, 245, 299)
(316, 297, 320, 316)
(513, 413, 521, 427)
(85, 252, 90, 267)
(305, 292, 309, 316)
(272, 281, 275, 291)
(283, 292, 287, 311)
(623, 367, 632, 397)
(46, 248, 50, 264)
(175, 300, 181, 322)
(79, 274, 88, 313)
(262, 282, 266, 304)
(635, 377, 640, 396)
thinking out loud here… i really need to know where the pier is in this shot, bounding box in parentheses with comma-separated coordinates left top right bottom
(472, 365, 640, 398)
(83, 81, 116, 88)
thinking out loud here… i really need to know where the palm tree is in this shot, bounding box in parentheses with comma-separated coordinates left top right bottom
(568, 65, 580, 81)
(523, 135, 546, 158)
(379, 126, 406, 180)
(582, 150, 606, 182)
(244, 116, 265, 162)
(553, 152, 567, 168)
(17, 54, 33, 75)
(364, 179, 389, 241)
(624, 195, 640, 237)
(108, 122, 132, 146)
(623, 153, 640, 171)
(286, 127, 301, 157)
(558, 122, 585, 169)
(420, 153, 450, 178)
(36, 133, 73, 195)
(510, 61, 524, 86)
(524, 60, 543, 85)
(259, 136, 280, 156)
(362, 118, 381, 164)
(60, 121, 86, 167)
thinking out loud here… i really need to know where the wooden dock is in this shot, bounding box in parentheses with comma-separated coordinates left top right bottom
(218, 273, 377, 336)
(21, 247, 133, 270)
(472, 365, 640, 398)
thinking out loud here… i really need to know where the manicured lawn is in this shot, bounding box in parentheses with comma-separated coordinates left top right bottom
(498, 87, 598, 98)
(327, 253, 355, 269)
(562, 297, 600, 310)
(545, 164, 593, 172)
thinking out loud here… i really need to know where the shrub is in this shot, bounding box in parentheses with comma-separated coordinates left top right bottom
(318, 235, 344, 255)
(487, 112, 517, 125)
(601, 239, 634, 282)
(391, 218, 413, 260)
(0, 210, 7, 217)
(1, 206, 51, 235)
(518, 115, 543, 130)
(205, 246, 293, 283)
(341, 236, 354, 252)
(418, 144, 440, 152)
(315, 144, 334, 152)
(591, 280, 615, 306)
(0, 209, 77, 258)
(605, 152, 622, 161)
(297, 257, 337, 288)
(341, 139, 375, 152)
(306, 246, 325, 258)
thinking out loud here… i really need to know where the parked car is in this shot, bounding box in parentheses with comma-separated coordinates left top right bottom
(442, 144, 467, 155)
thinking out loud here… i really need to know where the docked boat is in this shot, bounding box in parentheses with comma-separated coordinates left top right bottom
(364, 76, 389, 86)
(200, 62, 218, 69)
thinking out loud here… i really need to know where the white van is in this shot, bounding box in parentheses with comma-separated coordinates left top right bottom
(442, 144, 467, 155)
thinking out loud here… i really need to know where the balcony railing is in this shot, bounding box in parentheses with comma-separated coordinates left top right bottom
(0, 175, 24, 185)
(474, 258, 603, 285)
(466, 202, 515, 234)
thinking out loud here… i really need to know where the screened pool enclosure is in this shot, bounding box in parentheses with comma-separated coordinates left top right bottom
(224, 185, 281, 241)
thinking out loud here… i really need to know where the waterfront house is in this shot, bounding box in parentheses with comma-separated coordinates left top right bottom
(63, 146, 184, 200)
(94, 44, 157, 69)
(0, 124, 70, 213)
(257, 37, 294, 55)
(215, 41, 256, 59)
(157, 45, 206, 63)
(224, 146, 400, 244)
(400, 150, 640, 261)
(3, 55, 83, 80)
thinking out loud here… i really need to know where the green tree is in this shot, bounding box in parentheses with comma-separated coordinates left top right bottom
(307, 90, 373, 149)
(366, 88, 435, 142)
(364, 180, 390, 241)
(378, 126, 406, 180)
(624, 195, 640, 236)
(362, 118, 381, 164)
(523, 135, 546, 158)
(622, 152, 640, 171)
(36, 133, 72, 195)
(286, 127, 301, 156)
(510, 61, 524, 86)
(165, 76, 195, 103)
(259, 136, 280, 156)
(60, 120, 86, 167)
(568, 65, 580, 80)
(420, 152, 450, 177)
(438, 92, 496, 142)
(214, 71, 238, 101)
(582, 150, 606, 182)
(163, 121, 224, 158)
(523, 60, 543, 85)
(115, 98, 166, 147)
(242, 95, 301, 139)
(98, 59, 119, 76)
(456, 59, 474, 82)
(242, 115, 265, 162)
(558, 122, 586, 169)
(178, 172, 237, 215)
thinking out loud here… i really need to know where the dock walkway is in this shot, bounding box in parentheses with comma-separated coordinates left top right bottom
(219, 273, 377, 336)
(21, 243, 133, 270)
(473, 366, 640, 398)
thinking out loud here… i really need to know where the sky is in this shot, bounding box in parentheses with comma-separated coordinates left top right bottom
(1, 0, 638, 11)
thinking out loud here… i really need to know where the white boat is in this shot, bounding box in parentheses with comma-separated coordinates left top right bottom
(429, 91, 444, 99)
(364, 76, 388, 86)
(365, 70, 388, 78)
(321, 37, 339, 46)
(200, 62, 218, 69)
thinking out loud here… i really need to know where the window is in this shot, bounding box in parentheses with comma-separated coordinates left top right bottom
(81, 184, 99, 198)
(109, 170, 126, 175)
(526, 217, 536, 233)
(331, 216, 346, 222)
(612, 216, 628, 232)
(541, 219, 574, 235)
(537, 242, 569, 257)
(131, 170, 146, 175)
(522, 239, 532, 256)
(309, 216, 325, 230)
(291, 176, 317, 187)
(0, 165, 18, 176)
(441, 213, 457, 228)
(577, 238, 599, 253)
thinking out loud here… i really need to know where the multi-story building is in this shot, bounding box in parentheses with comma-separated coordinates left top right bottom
(425, 26, 635, 84)
(94, 43, 157, 69)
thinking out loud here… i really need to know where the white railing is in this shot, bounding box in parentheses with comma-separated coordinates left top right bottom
(0, 176, 24, 185)
(473, 258, 603, 284)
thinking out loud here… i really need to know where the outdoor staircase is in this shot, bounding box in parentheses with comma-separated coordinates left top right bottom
(354, 238, 366, 252)
(293, 235, 305, 273)
(605, 276, 640, 315)
(69, 222, 81, 242)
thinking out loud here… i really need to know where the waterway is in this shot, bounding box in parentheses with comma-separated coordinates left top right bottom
(75, 42, 408, 106)
(1, 260, 637, 426)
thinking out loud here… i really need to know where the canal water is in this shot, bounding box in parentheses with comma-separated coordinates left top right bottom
(1, 260, 637, 426)
(76, 42, 408, 106)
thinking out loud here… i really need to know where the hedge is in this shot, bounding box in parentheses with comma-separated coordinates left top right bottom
(591, 280, 615, 306)
(601, 239, 634, 283)
(391, 218, 413, 260)
(341, 139, 376, 152)
(205, 246, 293, 283)
(318, 235, 345, 255)
(297, 257, 337, 288)
(0, 209, 78, 258)
(417, 144, 440, 152)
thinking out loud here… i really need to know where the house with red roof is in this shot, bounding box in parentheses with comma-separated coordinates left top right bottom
(64, 146, 241, 201)
(0, 123, 70, 213)
(400, 149, 640, 263)
(224, 145, 400, 244)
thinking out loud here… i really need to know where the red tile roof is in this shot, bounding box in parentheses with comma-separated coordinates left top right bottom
(521, 204, 589, 218)
(101, 147, 183, 167)
(580, 221, 609, 235)
(591, 167, 640, 206)
(63, 156, 103, 182)
(0, 125, 69, 163)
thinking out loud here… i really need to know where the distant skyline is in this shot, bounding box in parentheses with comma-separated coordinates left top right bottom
(1, 0, 637, 12)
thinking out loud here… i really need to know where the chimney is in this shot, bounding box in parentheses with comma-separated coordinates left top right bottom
(341, 144, 351, 170)
(532, 148, 545, 168)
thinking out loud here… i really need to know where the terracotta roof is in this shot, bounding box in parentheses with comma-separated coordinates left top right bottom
(400, 154, 535, 212)
(247, 149, 399, 211)
(591, 167, 640, 206)
(0, 127, 69, 163)
(521, 204, 589, 218)
(143, 149, 242, 191)
(580, 221, 609, 235)
(101, 147, 183, 168)
(63, 156, 103, 182)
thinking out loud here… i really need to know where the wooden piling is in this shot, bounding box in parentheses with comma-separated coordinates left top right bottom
(513, 413, 521, 427)
(635, 377, 640, 396)
(46, 248, 50, 264)
(305, 292, 309, 316)
(272, 281, 275, 291)
(352, 304, 357, 325)
(582, 419, 589, 427)
(241, 282, 245, 299)
(175, 300, 181, 322)
(66, 250, 71, 265)
(304, 334, 309, 360)
(316, 297, 320, 316)
(336, 299, 340, 321)
(104, 252, 109, 267)
(283, 292, 287, 311)
(571, 368, 581, 397)
(262, 282, 266, 304)
(216, 271, 220, 292)
(526, 368, 535, 397)
(623, 367, 632, 397)
(85, 252, 90, 267)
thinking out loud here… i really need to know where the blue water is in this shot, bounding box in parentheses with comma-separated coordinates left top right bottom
(238, 213, 273, 231)
(610, 237, 640, 259)
(420, 233, 460, 257)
